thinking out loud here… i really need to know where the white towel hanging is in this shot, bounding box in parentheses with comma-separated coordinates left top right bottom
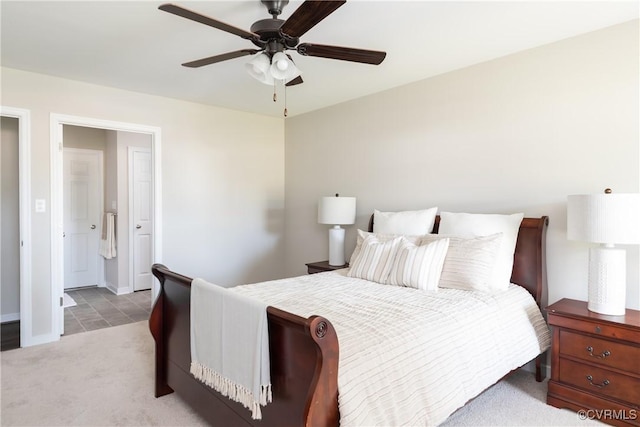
(99, 213, 117, 259)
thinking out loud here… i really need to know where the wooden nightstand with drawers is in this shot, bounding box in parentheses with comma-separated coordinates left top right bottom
(547, 298, 640, 426)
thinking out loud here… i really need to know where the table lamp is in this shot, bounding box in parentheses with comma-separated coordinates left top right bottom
(567, 188, 640, 315)
(318, 194, 356, 266)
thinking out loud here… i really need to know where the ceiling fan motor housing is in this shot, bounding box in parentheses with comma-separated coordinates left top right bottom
(250, 18, 299, 50)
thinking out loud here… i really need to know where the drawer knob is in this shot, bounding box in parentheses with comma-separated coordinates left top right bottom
(586, 375, 610, 388)
(594, 326, 601, 334)
(586, 346, 611, 359)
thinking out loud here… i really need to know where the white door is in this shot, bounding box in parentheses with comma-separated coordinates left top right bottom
(130, 147, 152, 291)
(63, 148, 102, 289)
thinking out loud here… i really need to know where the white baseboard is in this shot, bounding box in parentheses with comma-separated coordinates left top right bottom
(105, 282, 131, 295)
(1, 312, 20, 323)
(105, 282, 117, 294)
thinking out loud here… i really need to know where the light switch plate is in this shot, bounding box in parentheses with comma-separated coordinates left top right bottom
(35, 199, 46, 213)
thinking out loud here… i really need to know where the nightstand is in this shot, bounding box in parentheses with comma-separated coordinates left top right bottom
(305, 261, 349, 274)
(546, 298, 640, 427)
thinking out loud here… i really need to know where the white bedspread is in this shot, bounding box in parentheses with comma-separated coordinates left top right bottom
(231, 269, 550, 427)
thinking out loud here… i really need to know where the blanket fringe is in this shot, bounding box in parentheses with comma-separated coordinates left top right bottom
(191, 361, 272, 420)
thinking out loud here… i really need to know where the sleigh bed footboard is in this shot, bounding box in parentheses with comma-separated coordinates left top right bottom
(149, 264, 340, 427)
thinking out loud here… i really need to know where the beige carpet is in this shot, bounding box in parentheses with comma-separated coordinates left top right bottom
(1, 321, 603, 426)
(1, 322, 207, 426)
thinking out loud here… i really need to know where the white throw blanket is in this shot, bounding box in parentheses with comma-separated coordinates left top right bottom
(190, 278, 272, 420)
(98, 213, 116, 259)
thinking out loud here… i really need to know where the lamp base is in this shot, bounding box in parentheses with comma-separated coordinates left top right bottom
(328, 226, 346, 266)
(587, 246, 626, 316)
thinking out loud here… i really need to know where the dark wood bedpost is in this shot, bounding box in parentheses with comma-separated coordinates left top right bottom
(304, 316, 340, 427)
(150, 263, 174, 397)
(264, 307, 340, 427)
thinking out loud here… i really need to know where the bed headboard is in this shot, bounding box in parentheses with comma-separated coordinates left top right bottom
(367, 215, 549, 307)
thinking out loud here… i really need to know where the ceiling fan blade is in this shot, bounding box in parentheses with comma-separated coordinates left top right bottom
(159, 3, 257, 41)
(182, 49, 260, 68)
(286, 76, 304, 87)
(297, 43, 386, 65)
(279, 1, 346, 39)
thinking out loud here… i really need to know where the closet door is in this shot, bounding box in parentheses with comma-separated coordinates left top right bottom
(130, 147, 152, 292)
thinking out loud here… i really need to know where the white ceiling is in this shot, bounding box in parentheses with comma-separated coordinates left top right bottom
(1, 1, 638, 118)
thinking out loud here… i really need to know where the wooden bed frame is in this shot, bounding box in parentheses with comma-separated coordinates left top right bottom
(149, 215, 549, 427)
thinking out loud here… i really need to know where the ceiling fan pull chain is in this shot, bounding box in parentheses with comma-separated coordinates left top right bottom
(272, 80, 277, 102)
(284, 82, 288, 117)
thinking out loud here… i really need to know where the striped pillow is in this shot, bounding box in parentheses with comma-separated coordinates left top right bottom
(438, 212, 523, 290)
(349, 229, 424, 265)
(421, 233, 502, 291)
(386, 238, 450, 291)
(348, 235, 402, 283)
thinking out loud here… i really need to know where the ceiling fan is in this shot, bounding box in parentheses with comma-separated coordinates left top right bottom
(158, 1, 387, 89)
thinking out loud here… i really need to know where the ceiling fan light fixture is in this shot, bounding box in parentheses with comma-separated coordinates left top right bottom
(270, 51, 301, 81)
(274, 53, 289, 71)
(245, 52, 274, 85)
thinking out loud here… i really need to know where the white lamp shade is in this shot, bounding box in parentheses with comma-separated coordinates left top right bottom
(318, 196, 356, 225)
(567, 192, 640, 244)
(270, 52, 301, 81)
(245, 53, 274, 85)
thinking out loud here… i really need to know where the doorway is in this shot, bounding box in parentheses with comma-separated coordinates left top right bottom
(51, 114, 162, 339)
(1, 116, 21, 350)
(0, 106, 32, 347)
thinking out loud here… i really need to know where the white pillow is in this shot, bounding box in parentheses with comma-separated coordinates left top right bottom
(438, 212, 524, 290)
(421, 233, 502, 291)
(348, 235, 402, 283)
(373, 207, 438, 235)
(350, 229, 424, 265)
(386, 237, 450, 291)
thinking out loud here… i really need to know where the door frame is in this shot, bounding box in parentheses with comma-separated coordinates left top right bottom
(51, 114, 162, 339)
(0, 106, 33, 347)
(63, 147, 105, 291)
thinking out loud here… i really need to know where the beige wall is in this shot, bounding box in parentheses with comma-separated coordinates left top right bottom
(1, 67, 285, 341)
(284, 20, 640, 309)
(63, 125, 107, 151)
(1, 116, 20, 321)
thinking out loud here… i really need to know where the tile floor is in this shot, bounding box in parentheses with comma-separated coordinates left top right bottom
(64, 287, 151, 336)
